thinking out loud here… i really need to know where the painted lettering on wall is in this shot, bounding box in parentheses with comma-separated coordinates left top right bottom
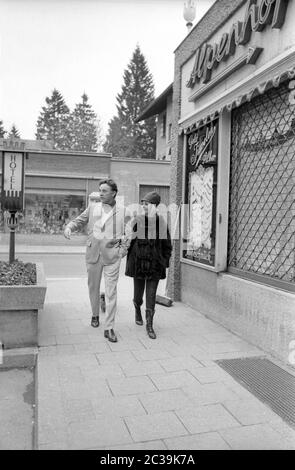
(188, 125, 217, 167)
(187, 0, 289, 88)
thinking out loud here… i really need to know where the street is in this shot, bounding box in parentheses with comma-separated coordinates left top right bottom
(7, 254, 136, 292)
(9, 254, 88, 279)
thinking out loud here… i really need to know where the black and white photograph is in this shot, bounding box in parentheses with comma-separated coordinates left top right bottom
(0, 0, 294, 454)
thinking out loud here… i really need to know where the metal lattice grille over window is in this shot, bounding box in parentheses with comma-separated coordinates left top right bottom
(228, 80, 295, 289)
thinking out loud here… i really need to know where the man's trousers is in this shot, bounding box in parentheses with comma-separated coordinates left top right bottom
(86, 256, 121, 330)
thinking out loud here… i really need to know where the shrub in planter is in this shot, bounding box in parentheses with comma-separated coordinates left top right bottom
(0, 260, 47, 349)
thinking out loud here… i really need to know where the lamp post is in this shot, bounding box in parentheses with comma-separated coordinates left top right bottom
(183, 0, 196, 33)
(5, 211, 18, 264)
(1, 141, 25, 263)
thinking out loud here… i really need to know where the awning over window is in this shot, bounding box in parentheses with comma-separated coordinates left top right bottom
(180, 65, 295, 135)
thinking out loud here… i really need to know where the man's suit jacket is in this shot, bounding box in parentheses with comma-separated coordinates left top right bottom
(66, 202, 131, 265)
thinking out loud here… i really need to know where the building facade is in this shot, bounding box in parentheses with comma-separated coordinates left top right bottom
(136, 84, 173, 161)
(110, 157, 170, 208)
(0, 139, 170, 234)
(169, 0, 295, 367)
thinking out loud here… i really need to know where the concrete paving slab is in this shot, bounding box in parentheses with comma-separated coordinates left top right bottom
(73, 342, 111, 354)
(222, 398, 281, 425)
(188, 365, 235, 384)
(132, 349, 173, 361)
(149, 370, 201, 391)
(175, 404, 240, 434)
(120, 360, 165, 377)
(138, 389, 192, 414)
(0, 368, 35, 450)
(82, 363, 125, 380)
(107, 339, 147, 352)
(219, 423, 295, 450)
(125, 411, 188, 442)
(182, 382, 241, 405)
(61, 380, 112, 400)
(67, 416, 132, 449)
(158, 356, 203, 373)
(91, 395, 146, 418)
(107, 376, 157, 396)
(107, 440, 167, 450)
(38, 424, 69, 446)
(96, 350, 138, 366)
(164, 432, 231, 450)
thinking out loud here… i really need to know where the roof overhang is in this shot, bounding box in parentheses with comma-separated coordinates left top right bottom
(179, 65, 295, 134)
(136, 83, 173, 122)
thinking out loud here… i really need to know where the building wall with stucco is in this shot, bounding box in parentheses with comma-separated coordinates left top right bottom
(168, 0, 247, 302)
(168, 0, 295, 368)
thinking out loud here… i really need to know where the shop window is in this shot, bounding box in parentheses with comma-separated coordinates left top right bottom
(228, 81, 295, 288)
(183, 120, 219, 267)
(18, 193, 85, 234)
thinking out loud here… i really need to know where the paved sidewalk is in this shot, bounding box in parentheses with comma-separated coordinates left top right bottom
(37, 269, 295, 450)
(0, 368, 35, 450)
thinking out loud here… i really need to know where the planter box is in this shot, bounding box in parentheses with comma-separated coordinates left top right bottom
(0, 263, 47, 349)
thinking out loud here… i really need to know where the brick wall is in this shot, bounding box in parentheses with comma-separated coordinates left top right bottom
(168, 0, 248, 301)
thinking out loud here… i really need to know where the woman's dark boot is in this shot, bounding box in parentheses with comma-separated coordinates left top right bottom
(133, 301, 143, 325)
(145, 309, 156, 339)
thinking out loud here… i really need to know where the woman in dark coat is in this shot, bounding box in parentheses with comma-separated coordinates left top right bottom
(125, 191, 172, 339)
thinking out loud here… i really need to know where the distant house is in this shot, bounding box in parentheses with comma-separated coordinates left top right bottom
(136, 83, 173, 161)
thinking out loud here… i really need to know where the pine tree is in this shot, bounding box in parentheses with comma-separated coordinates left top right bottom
(8, 124, 21, 138)
(70, 93, 102, 152)
(36, 89, 71, 150)
(104, 116, 131, 157)
(0, 120, 6, 138)
(104, 45, 156, 159)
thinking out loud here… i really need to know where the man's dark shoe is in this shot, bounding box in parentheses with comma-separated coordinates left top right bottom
(104, 329, 118, 343)
(91, 316, 99, 328)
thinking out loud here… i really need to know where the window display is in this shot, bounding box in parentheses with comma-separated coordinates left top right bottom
(1, 193, 86, 234)
(183, 119, 219, 266)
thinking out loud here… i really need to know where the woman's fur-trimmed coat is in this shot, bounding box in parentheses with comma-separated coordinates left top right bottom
(125, 214, 172, 280)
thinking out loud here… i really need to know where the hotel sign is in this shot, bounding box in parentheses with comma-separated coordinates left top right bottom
(1, 151, 25, 211)
(187, 0, 289, 89)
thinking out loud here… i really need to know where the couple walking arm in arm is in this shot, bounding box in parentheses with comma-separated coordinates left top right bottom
(64, 180, 172, 342)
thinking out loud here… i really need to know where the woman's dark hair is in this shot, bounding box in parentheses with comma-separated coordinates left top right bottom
(99, 179, 118, 196)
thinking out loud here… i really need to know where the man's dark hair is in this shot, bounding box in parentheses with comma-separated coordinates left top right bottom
(99, 179, 118, 196)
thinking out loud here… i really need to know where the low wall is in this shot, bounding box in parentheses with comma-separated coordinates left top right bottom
(0, 263, 47, 349)
(181, 263, 295, 368)
(0, 310, 38, 348)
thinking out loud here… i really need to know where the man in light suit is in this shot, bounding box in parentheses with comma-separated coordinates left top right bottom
(64, 179, 130, 343)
